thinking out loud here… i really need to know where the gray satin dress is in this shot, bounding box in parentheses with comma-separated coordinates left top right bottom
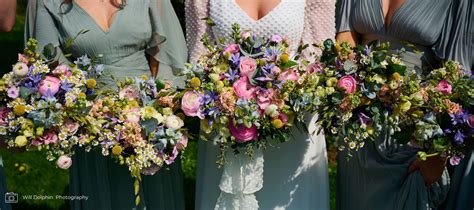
(336, 0, 473, 210)
(25, 0, 188, 209)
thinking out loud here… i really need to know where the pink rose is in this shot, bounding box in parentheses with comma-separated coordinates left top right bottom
(223, 44, 240, 55)
(239, 57, 257, 78)
(7, 86, 19, 99)
(119, 86, 139, 100)
(467, 115, 474, 128)
(64, 121, 80, 134)
(271, 35, 283, 43)
(228, 121, 258, 143)
(233, 76, 256, 100)
(38, 76, 61, 97)
(436, 80, 452, 95)
(337, 75, 357, 94)
(53, 64, 72, 78)
(278, 69, 299, 82)
(257, 88, 276, 110)
(307, 63, 323, 73)
(56, 155, 72, 169)
(181, 91, 204, 118)
(33, 131, 58, 146)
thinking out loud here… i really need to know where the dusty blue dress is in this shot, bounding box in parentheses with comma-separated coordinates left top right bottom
(25, 0, 188, 209)
(336, 0, 473, 210)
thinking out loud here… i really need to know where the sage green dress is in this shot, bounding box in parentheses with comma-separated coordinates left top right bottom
(25, 0, 188, 209)
(336, 0, 472, 210)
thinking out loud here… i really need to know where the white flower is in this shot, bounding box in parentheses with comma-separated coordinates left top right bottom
(165, 115, 184, 129)
(12, 62, 29, 77)
(264, 104, 279, 117)
(380, 60, 388, 69)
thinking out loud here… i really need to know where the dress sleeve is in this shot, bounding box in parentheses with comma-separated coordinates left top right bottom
(25, 0, 69, 64)
(336, 0, 354, 33)
(185, 0, 212, 63)
(434, 0, 473, 70)
(147, 0, 188, 71)
(301, 0, 336, 57)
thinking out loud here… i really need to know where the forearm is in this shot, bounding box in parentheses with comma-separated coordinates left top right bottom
(336, 31, 358, 47)
(0, 0, 17, 32)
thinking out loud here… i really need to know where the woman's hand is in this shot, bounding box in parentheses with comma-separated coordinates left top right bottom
(149, 57, 159, 78)
(408, 155, 446, 187)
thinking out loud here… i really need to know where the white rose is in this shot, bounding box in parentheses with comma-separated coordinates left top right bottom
(264, 104, 279, 118)
(165, 115, 184, 129)
(12, 62, 29, 77)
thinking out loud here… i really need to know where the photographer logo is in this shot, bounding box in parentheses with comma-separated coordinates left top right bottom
(4, 192, 18, 203)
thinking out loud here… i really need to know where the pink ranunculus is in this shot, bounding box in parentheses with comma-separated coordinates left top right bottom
(257, 88, 276, 110)
(271, 35, 283, 43)
(239, 57, 257, 78)
(233, 76, 256, 100)
(38, 76, 61, 97)
(337, 75, 357, 94)
(7, 86, 19, 99)
(436, 80, 452, 95)
(278, 69, 300, 82)
(12, 62, 29, 76)
(33, 131, 58, 146)
(181, 91, 204, 118)
(56, 155, 72, 169)
(307, 63, 323, 73)
(223, 44, 240, 55)
(279, 113, 288, 124)
(467, 115, 474, 128)
(119, 86, 139, 100)
(228, 121, 258, 143)
(53, 64, 72, 78)
(18, 54, 28, 64)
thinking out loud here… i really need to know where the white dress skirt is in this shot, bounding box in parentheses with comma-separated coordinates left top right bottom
(185, 0, 336, 209)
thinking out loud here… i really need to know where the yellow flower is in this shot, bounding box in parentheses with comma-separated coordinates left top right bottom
(326, 77, 338, 87)
(13, 104, 26, 116)
(140, 75, 149, 81)
(190, 77, 201, 88)
(391, 72, 402, 81)
(15, 136, 28, 147)
(112, 145, 123, 155)
(215, 81, 225, 92)
(271, 119, 284, 129)
(78, 92, 86, 99)
(86, 79, 97, 89)
(128, 100, 139, 108)
(366, 127, 374, 135)
(280, 53, 289, 63)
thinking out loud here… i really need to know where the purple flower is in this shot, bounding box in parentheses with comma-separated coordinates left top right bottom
(364, 45, 371, 56)
(358, 112, 373, 126)
(7, 86, 19, 98)
(449, 155, 462, 166)
(453, 130, 465, 145)
(224, 68, 239, 82)
(230, 53, 241, 66)
(271, 35, 283, 43)
(60, 79, 74, 92)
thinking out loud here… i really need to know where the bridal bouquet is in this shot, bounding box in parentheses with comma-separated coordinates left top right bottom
(409, 61, 473, 165)
(181, 24, 318, 165)
(0, 39, 102, 169)
(313, 40, 411, 152)
(82, 76, 188, 183)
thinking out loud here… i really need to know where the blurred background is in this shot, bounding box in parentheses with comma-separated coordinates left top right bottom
(0, 1, 337, 209)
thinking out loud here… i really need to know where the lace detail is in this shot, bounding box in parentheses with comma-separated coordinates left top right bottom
(215, 150, 264, 210)
(185, 0, 212, 62)
(301, 0, 336, 57)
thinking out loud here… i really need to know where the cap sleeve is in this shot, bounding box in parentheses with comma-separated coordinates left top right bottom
(434, 0, 473, 70)
(185, 0, 212, 63)
(147, 0, 188, 71)
(336, 0, 354, 33)
(25, 0, 69, 64)
(301, 0, 336, 57)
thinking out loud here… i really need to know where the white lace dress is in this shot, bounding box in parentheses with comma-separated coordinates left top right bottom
(186, 0, 335, 209)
